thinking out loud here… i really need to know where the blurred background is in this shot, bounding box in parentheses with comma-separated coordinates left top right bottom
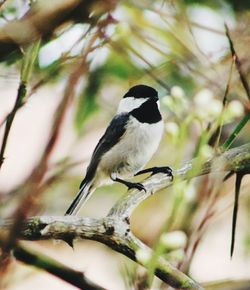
(0, 0, 250, 289)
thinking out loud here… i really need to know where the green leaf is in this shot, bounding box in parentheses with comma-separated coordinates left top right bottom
(21, 40, 41, 83)
(222, 112, 250, 150)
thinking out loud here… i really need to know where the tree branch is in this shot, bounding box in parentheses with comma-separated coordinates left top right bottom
(109, 142, 250, 219)
(13, 244, 106, 290)
(6, 216, 201, 290)
(2, 143, 250, 289)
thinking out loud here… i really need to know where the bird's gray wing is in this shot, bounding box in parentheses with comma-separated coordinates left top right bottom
(80, 112, 130, 187)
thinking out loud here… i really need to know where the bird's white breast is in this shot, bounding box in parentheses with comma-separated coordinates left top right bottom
(100, 116, 164, 178)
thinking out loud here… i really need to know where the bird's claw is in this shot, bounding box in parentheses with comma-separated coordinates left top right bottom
(127, 182, 146, 192)
(150, 166, 173, 178)
(135, 166, 173, 180)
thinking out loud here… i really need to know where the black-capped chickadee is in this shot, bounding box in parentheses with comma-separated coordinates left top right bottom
(65, 84, 172, 215)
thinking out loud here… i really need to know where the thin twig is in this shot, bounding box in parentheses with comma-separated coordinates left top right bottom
(133, 4, 225, 35)
(0, 82, 27, 168)
(225, 24, 250, 101)
(214, 57, 234, 149)
(210, 25, 250, 151)
(0, 40, 40, 168)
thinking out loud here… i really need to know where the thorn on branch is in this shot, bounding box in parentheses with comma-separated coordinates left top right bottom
(230, 170, 250, 258)
(223, 170, 234, 181)
(63, 236, 74, 249)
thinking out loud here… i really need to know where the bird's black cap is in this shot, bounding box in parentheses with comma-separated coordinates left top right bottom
(123, 84, 158, 99)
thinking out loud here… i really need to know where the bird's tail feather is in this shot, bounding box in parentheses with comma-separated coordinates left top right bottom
(65, 181, 93, 216)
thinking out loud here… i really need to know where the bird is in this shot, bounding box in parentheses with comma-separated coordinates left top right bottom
(65, 84, 172, 215)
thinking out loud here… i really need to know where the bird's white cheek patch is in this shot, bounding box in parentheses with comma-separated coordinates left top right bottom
(117, 97, 148, 113)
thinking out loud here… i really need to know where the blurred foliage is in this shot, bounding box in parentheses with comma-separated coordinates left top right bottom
(104, 51, 142, 80)
(75, 68, 102, 132)
(0, 0, 250, 289)
(184, 0, 250, 11)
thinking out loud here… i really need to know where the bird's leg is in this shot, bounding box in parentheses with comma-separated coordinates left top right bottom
(111, 173, 146, 192)
(135, 166, 173, 180)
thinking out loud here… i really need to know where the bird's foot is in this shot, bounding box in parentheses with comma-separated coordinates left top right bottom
(111, 175, 146, 192)
(135, 166, 173, 180)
